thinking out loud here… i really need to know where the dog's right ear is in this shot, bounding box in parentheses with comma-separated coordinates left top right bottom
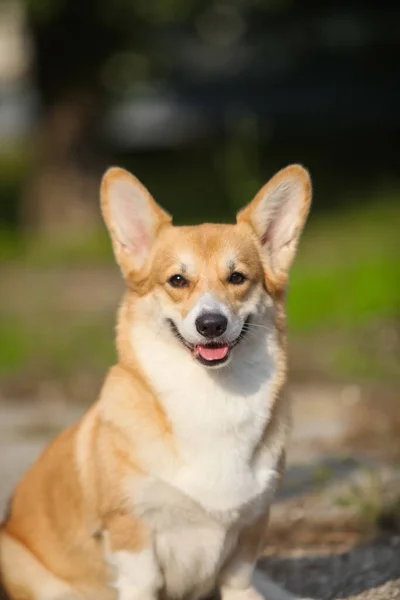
(101, 167, 171, 278)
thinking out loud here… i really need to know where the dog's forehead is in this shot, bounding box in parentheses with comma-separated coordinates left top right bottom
(158, 223, 259, 269)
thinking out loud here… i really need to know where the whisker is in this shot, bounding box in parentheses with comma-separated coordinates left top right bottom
(240, 327, 262, 340)
(242, 325, 273, 335)
(243, 322, 272, 330)
(242, 332, 259, 341)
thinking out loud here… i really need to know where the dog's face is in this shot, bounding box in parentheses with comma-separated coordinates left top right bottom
(101, 165, 311, 368)
(144, 223, 267, 367)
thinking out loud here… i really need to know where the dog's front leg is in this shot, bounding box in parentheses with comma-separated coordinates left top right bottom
(219, 513, 269, 600)
(103, 513, 163, 600)
(219, 514, 312, 600)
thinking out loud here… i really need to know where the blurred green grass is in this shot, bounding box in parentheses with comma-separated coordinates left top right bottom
(287, 201, 399, 332)
(0, 314, 116, 380)
(0, 197, 398, 384)
(0, 227, 112, 265)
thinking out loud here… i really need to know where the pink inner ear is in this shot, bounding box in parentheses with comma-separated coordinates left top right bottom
(255, 177, 306, 274)
(264, 205, 297, 251)
(134, 224, 150, 254)
(262, 181, 302, 251)
(110, 178, 153, 264)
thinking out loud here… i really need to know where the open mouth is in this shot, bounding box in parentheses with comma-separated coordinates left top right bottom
(168, 318, 250, 367)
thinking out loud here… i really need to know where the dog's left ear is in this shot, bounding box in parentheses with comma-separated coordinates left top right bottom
(237, 165, 311, 279)
(101, 167, 171, 278)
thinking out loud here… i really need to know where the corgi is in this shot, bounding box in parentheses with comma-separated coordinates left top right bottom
(0, 165, 313, 600)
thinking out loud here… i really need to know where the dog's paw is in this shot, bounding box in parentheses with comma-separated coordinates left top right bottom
(221, 586, 264, 600)
(221, 573, 319, 600)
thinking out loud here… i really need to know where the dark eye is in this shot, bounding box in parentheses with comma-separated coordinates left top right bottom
(228, 271, 247, 285)
(168, 274, 189, 288)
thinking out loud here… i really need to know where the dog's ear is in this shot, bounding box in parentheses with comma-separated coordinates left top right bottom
(237, 165, 311, 281)
(101, 167, 171, 277)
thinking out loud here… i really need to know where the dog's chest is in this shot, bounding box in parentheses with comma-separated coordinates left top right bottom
(132, 321, 280, 511)
(153, 366, 276, 512)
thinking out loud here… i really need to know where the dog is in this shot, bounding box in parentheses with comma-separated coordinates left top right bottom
(0, 164, 313, 600)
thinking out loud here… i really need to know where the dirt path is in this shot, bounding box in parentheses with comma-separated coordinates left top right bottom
(1, 382, 399, 599)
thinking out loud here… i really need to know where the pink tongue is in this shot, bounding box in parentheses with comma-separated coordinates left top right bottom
(197, 344, 229, 361)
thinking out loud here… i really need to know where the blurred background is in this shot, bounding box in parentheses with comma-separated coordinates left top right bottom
(0, 0, 399, 596)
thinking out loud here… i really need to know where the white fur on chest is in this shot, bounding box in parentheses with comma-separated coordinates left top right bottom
(131, 321, 280, 514)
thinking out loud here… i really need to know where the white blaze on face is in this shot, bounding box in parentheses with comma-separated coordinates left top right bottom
(179, 293, 244, 345)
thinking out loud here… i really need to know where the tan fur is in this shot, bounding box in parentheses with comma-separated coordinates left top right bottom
(0, 165, 312, 600)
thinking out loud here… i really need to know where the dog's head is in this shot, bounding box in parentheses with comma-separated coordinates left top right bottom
(101, 165, 311, 369)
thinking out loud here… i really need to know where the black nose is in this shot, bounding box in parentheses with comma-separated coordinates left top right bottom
(195, 313, 228, 338)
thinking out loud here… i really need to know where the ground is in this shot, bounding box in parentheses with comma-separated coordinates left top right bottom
(1, 381, 399, 600)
